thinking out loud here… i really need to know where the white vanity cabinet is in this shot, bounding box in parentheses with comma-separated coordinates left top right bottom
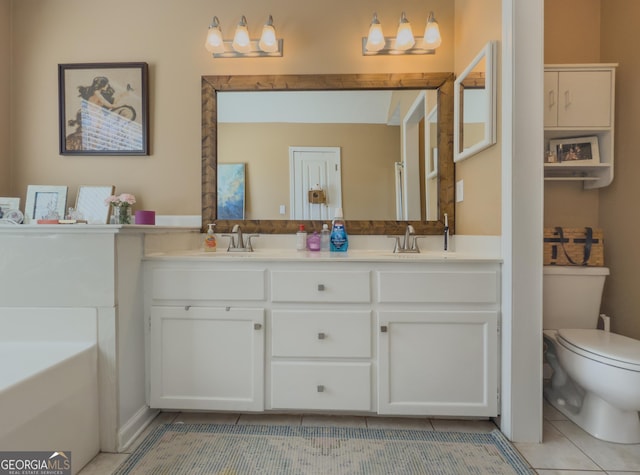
(544, 64, 617, 188)
(147, 265, 266, 411)
(269, 269, 373, 411)
(376, 265, 500, 416)
(145, 255, 501, 418)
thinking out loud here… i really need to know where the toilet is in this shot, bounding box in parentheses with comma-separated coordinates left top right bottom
(543, 266, 640, 444)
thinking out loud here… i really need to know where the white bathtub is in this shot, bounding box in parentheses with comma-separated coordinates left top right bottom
(0, 308, 100, 475)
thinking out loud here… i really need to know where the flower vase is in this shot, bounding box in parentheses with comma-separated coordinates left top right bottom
(112, 206, 132, 225)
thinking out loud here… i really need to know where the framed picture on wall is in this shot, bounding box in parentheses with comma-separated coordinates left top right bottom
(217, 163, 246, 219)
(58, 62, 149, 156)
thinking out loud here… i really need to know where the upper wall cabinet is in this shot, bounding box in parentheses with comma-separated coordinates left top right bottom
(544, 64, 617, 189)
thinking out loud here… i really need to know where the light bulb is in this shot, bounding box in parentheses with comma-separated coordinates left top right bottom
(204, 17, 225, 54)
(259, 15, 278, 53)
(365, 12, 385, 52)
(232, 16, 251, 53)
(423, 11, 442, 49)
(395, 12, 415, 51)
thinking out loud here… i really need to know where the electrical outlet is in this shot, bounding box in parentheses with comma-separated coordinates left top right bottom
(456, 180, 464, 202)
(279, 205, 286, 215)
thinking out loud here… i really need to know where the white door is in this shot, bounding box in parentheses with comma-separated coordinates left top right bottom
(289, 147, 342, 220)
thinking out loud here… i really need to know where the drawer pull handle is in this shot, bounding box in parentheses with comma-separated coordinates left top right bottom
(380, 325, 388, 333)
(317, 332, 326, 340)
(184, 305, 191, 311)
(254, 323, 262, 330)
(317, 284, 325, 291)
(317, 385, 325, 393)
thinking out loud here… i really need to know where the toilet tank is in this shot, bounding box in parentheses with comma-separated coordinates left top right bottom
(543, 266, 609, 330)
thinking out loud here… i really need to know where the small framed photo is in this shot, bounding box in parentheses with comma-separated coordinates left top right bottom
(24, 186, 68, 224)
(75, 185, 115, 224)
(549, 136, 600, 165)
(58, 62, 149, 156)
(0, 197, 20, 217)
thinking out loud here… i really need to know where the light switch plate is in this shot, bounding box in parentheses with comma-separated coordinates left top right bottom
(456, 180, 464, 202)
(279, 205, 286, 215)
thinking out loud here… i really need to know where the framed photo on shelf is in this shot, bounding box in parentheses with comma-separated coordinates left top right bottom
(549, 136, 600, 165)
(0, 197, 20, 217)
(58, 62, 149, 156)
(75, 185, 115, 224)
(24, 185, 68, 223)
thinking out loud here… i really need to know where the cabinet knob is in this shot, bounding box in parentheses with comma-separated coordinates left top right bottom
(317, 284, 325, 291)
(380, 325, 388, 333)
(254, 323, 262, 330)
(184, 305, 191, 311)
(317, 385, 325, 393)
(317, 332, 326, 340)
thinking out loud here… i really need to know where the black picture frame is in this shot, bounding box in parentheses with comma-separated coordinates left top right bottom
(58, 62, 149, 156)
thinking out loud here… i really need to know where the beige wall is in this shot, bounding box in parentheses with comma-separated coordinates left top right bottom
(0, 0, 10, 196)
(9, 0, 455, 215)
(599, 0, 640, 339)
(219, 122, 400, 220)
(453, 0, 502, 235)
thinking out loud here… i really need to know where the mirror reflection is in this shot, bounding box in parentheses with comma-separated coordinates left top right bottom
(201, 73, 455, 235)
(218, 89, 438, 221)
(454, 40, 497, 162)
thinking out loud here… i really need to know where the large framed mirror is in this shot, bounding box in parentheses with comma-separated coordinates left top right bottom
(453, 41, 497, 162)
(202, 73, 454, 235)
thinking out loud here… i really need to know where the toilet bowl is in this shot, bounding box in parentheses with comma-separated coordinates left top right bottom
(544, 329, 640, 443)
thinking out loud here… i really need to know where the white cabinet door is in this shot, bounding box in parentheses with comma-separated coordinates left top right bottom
(545, 70, 612, 128)
(378, 310, 498, 417)
(149, 306, 264, 411)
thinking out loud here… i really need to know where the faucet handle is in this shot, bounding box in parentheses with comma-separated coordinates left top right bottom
(411, 235, 427, 252)
(245, 234, 259, 251)
(221, 234, 236, 249)
(387, 235, 401, 253)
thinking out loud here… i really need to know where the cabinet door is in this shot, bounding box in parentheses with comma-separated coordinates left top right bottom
(378, 311, 498, 417)
(544, 71, 559, 127)
(149, 306, 264, 411)
(557, 71, 612, 127)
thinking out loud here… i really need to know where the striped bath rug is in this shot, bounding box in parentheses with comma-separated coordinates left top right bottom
(115, 423, 535, 474)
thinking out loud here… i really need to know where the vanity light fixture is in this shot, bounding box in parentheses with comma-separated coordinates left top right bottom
(204, 15, 284, 58)
(363, 10, 442, 55)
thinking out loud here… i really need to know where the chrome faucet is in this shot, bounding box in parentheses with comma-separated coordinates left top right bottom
(388, 224, 422, 253)
(223, 224, 259, 252)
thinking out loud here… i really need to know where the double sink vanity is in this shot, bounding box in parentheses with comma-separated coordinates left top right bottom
(145, 231, 501, 419)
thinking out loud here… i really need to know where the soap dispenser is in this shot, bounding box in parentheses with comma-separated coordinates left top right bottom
(204, 223, 217, 252)
(296, 224, 308, 251)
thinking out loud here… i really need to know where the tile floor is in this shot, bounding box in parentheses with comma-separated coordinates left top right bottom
(78, 402, 640, 474)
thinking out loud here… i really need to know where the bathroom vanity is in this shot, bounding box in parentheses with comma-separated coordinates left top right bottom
(145, 248, 501, 418)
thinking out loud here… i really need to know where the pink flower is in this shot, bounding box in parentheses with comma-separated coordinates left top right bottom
(105, 193, 137, 207)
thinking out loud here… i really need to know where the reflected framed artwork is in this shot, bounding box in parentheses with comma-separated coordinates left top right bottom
(58, 62, 149, 155)
(24, 185, 68, 223)
(217, 163, 246, 219)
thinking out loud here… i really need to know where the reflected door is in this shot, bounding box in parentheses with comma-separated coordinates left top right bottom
(289, 147, 342, 220)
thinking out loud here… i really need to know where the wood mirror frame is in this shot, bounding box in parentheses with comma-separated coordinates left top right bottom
(202, 73, 455, 235)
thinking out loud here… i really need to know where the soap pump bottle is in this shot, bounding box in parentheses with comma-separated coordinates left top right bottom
(296, 224, 308, 251)
(204, 223, 217, 252)
(330, 208, 348, 252)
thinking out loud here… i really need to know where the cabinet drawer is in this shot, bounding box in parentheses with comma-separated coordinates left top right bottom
(377, 270, 499, 303)
(271, 270, 370, 303)
(271, 362, 371, 411)
(152, 268, 265, 301)
(271, 310, 371, 358)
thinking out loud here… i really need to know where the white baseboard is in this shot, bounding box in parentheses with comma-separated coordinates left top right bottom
(118, 405, 160, 452)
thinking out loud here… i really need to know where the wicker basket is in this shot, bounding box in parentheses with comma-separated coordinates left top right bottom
(543, 227, 604, 266)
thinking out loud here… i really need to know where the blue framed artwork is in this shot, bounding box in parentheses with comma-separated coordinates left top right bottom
(217, 163, 246, 219)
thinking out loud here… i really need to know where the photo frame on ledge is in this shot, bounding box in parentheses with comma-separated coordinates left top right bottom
(549, 136, 600, 165)
(75, 185, 115, 224)
(24, 185, 68, 224)
(58, 62, 149, 156)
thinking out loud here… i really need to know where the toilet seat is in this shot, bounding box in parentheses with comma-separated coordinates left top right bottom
(557, 329, 640, 372)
